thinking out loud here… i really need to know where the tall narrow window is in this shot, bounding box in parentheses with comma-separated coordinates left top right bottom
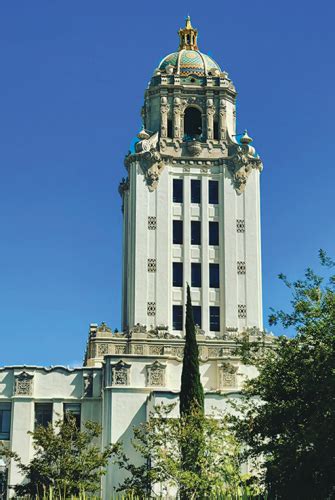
(184, 107, 202, 139)
(191, 263, 202, 287)
(210, 306, 220, 332)
(64, 403, 81, 428)
(167, 119, 173, 138)
(209, 263, 220, 288)
(209, 180, 219, 204)
(173, 262, 183, 287)
(193, 306, 202, 328)
(213, 120, 219, 140)
(173, 220, 183, 244)
(0, 403, 11, 440)
(35, 403, 53, 429)
(173, 305, 183, 330)
(173, 179, 183, 203)
(191, 180, 201, 203)
(191, 221, 201, 245)
(209, 221, 219, 245)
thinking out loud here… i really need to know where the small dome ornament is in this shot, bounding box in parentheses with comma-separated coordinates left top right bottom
(240, 130, 253, 145)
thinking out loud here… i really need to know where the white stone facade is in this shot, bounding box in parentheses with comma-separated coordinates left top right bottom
(0, 17, 268, 499)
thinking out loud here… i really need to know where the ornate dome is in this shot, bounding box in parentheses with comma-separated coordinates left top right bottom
(159, 50, 221, 77)
(156, 17, 222, 78)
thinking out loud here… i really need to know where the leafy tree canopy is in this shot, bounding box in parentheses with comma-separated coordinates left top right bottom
(0, 415, 112, 498)
(111, 403, 254, 499)
(234, 250, 335, 500)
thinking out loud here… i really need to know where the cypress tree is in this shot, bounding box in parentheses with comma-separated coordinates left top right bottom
(180, 284, 204, 416)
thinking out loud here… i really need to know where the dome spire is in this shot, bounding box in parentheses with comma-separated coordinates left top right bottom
(178, 15, 198, 51)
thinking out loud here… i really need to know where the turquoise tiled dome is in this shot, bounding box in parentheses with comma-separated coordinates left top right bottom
(158, 50, 221, 77)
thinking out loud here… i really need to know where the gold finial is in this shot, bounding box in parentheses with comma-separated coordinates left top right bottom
(178, 16, 198, 51)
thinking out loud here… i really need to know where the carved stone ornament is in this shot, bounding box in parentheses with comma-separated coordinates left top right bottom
(14, 371, 34, 396)
(227, 142, 263, 194)
(130, 323, 147, 335)
(219, 362, 238, 389)
(111, 361, 131, 386)
(133, 131, 165, 191)
(186, 140, 202, 156)
(146, 361, 166, 387)
(97, 322, 112, 333)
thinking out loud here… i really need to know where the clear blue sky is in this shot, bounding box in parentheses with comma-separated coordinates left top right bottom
(1, 1, 334, 366)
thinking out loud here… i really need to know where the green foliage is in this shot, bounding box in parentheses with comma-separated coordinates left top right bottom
(111, 403, 251, 499)
(0, 416, 112, 498)
(180, 284, 204, 416)
(233, 250, 335, 499)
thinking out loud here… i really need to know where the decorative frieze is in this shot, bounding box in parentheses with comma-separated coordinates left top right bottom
(115, 344, 127, 355)
(149, 345, 164, 355)
(147, 258, 157, 272)
(147, 302, 156, 316)
(14, 371, 34, 396)
(148, 216, 157, 230)
(238, 305, 247, 319)
(97, 343, 109, 356)
(146, 360, 166, 387)
(132, 344, 144, 355)
(111, 361, 131, 386)
(236, 219, 245, 233)
(237, 261, 246, 274)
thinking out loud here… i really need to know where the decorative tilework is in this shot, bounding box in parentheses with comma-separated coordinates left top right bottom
(238, 305, 247, 319)
(237, 261, 246, 274)
(236, 219, 245, 233)
(159, 50, 221, 77)
(148, 216, 157, 230)
(147, 302, 156, 316)
(148, 258, 157, 272)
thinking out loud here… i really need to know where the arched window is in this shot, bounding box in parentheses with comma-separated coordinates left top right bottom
(184, 107, 202, 140)
(167, 119, 173, 138)
(213, 120, 219, 140)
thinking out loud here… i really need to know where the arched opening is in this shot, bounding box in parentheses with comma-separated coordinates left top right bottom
(167, 119, 173, 138)
(213, 120, 219, 140)
(184, 107, 202, 140)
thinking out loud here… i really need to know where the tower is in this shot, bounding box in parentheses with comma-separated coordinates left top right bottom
(119, 17, 263, 337)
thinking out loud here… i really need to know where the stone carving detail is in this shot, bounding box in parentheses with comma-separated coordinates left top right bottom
(237, 261, 246, 274)
(186, 140, 202, 156)
(97, 322, 112, 333)
(170, 346, 184, 358)
(97, 343, 109, 356)
(147, 302, 156, 316)
(208, 347, 222, 358)
(83, 373, 93, 397)
(130, 323, 147, 335)
(14, 371, 33, 396)
(115, 345, 127, 354)
(133, 344, 144, 355)
(111, 361, 130, 386)
(238, 305, 247, 319)
(135, 131, 165, 191)
(149, 345, 164, 355)
(219, 362, 238, 388)
(147, 326, 178, 339)
(148, 258, 157, 272)
(146, 361, 166, 387)
(236, 219, 245, 233)
(227, 137, 263, 194)
(160, 96, 170, 138)
(148, 216, 157, 230)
